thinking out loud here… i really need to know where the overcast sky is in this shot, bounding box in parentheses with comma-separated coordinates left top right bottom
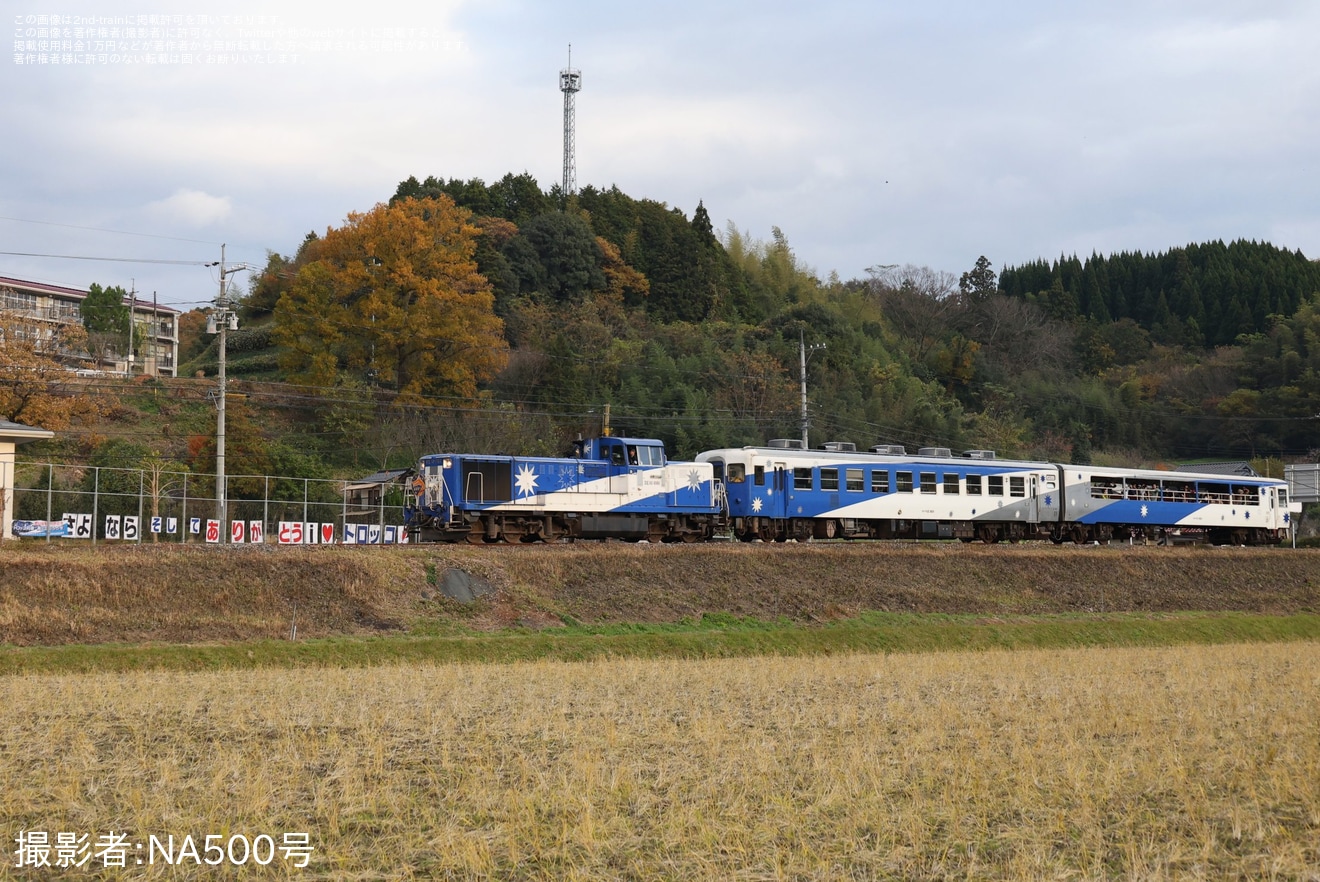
(5, 0, 1318, 310)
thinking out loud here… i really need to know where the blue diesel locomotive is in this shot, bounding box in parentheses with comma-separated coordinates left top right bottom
(404, 436, 726, 543)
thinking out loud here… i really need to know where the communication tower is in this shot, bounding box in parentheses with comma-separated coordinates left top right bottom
(559, 44, 581, 196)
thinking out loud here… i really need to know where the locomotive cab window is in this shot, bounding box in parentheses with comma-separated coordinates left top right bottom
(871, 470, 890, 493)
(754, 465, 765, 486)
(726, 463, 745, 483)
(794, 468, 813, 490)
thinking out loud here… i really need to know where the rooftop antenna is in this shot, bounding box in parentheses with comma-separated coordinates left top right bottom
(559, 43, 582, 196)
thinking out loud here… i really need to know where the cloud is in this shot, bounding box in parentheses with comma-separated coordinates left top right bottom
(145, 189, 234, 227)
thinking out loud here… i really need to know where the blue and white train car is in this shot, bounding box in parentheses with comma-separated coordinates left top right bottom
(697, 442, 1297, 544)
(405, 436, 726, 543)
(1059, 464, 1296, 545)
(696, 442, 1060, 543)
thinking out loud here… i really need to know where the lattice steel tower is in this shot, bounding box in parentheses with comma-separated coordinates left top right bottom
(559, 44, 582, 196)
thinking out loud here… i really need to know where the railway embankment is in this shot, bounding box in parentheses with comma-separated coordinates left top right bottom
(1, 542, 1318, 647)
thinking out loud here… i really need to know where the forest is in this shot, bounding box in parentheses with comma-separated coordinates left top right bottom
(10, 171, 1320, 485)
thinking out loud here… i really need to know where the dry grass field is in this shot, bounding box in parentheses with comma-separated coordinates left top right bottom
(4, 642, 1319, 880)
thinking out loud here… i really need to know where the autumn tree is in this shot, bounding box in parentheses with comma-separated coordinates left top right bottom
(0, 310, 107, 429)
(273, 196, 508, 401)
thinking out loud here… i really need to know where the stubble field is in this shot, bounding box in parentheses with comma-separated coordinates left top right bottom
(4, 641, 1319, 880)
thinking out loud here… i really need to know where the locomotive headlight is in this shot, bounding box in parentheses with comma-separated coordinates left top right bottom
(442, 458, 452, 469)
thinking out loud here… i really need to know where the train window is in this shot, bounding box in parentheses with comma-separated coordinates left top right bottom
(1199, 482, 1230, 504)
(1280, 488, 1289, 508)
(871, 470, 890, 493)
(727, 463, 746, 483)
(610, 445, 626, 466)
(943, 473, 960, 494)
(754, 465, 765, 486)
(821, 468, 839, 491)
(1127, 479, 1158, 500)
(897, 471, 914, 493)
(920, 472, 937, 494)
(1162, 480, 1193, 502)
(1009, 476, 1026, 497)
(846, 468, 864, 492)
(1090, 478, 1121, 500)
(988, 475, 1004, 496)
(633, 446, 663, 466)
(1231, 485, 1257, 505)
(966, 474, 982, 495)
(794, 468, 813, 490)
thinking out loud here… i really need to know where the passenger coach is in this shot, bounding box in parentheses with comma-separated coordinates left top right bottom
(697, 441, 1296, 545)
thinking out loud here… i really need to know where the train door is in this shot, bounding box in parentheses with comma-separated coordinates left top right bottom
(769, 461, 789, 519)
(1035, 468, 1061, 524)
(607, 441, 630, 495)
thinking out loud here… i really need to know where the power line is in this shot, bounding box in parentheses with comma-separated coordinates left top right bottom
(0, 215, 221, 246)
(0, 250, 209, 266)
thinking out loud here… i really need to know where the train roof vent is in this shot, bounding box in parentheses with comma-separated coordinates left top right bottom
(869, 444, 907, 455)
(963, 449, 997, 460)
(821, 441, 857, 452)
(917, 447, 953, 458)
(767, 438, 806, 449)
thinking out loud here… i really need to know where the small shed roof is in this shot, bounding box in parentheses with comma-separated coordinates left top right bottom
(343, 468, 411, 492)
(1175, 461, 1259, 477)
(0, 419, 54, 443)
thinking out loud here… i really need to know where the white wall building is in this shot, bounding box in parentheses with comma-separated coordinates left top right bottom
(0, 275, 181, 377)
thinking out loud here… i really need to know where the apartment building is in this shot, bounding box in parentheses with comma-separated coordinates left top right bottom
(0, 275, 181, 377)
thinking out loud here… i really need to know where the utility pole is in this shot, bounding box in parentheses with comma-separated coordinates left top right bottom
(124, 280, 136, 376)
(800, 329, 825, 449)
(206, 244, 254, 532)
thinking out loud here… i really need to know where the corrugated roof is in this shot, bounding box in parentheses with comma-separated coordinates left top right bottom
(1175, 461, 1259, 477)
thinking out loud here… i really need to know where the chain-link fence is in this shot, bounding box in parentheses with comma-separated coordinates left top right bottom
(8, 461, 410, 545)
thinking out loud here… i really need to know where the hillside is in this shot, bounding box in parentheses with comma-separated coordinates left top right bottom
(2, 543, 1317, 647)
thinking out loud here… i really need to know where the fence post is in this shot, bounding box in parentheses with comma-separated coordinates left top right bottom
(137, 469, 145, 544)
(264, 475, 270, 541)
(45, 463, 53, 544)
(91, 467, 99, 547)
(181, 472, 188, 545)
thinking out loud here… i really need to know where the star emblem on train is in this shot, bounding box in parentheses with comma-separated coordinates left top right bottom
(751, 497, 763, 513)
(514, 465, 539, 497)
(1140, 505, 1149, 518)
(687, 470, 703, 492)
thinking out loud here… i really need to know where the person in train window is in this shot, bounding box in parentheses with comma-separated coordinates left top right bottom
(628, 445, 639, 466)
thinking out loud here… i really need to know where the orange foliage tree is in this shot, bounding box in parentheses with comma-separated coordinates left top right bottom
(274, 196, 508, 402)
(0, 313, 107, 429)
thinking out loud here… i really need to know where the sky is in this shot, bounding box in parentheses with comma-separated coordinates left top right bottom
(4, 0, 1319, 311)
